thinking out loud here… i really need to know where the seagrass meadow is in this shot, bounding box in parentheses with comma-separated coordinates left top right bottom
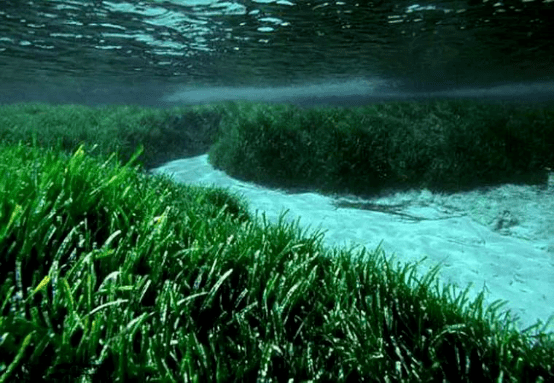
(1, 100, 553, 382)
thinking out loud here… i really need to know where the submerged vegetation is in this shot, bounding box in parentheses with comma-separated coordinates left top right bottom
(0, 100, 553, 382)
(209, 99, 554, 197)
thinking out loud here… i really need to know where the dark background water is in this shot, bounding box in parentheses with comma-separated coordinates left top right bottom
(1, 0, 553, 107)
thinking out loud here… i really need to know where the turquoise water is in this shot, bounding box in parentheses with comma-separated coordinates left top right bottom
(1, 0, 553, 106)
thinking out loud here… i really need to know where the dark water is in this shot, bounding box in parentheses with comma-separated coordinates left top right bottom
(1, 0, 553, 106)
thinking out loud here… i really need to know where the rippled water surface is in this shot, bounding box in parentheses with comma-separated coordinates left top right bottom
(1, 0, 553, 105)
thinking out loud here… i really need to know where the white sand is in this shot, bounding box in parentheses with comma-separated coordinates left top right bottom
(151, 154, 554, 335)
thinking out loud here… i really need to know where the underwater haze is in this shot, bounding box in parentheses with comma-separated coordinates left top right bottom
(1, 0, 553, 106)
(2, 2, 554, 380)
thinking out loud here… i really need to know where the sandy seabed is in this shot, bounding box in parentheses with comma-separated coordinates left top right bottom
(152, 154, 554, 335)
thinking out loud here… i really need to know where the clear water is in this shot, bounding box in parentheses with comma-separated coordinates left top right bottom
(1, 0, 553, 106)
(1, 0, 553, 335)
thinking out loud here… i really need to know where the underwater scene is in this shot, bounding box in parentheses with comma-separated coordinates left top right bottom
(1, 1, 554, 381)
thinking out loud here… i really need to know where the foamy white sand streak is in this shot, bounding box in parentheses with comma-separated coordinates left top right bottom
(152, 154, 554, 334)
